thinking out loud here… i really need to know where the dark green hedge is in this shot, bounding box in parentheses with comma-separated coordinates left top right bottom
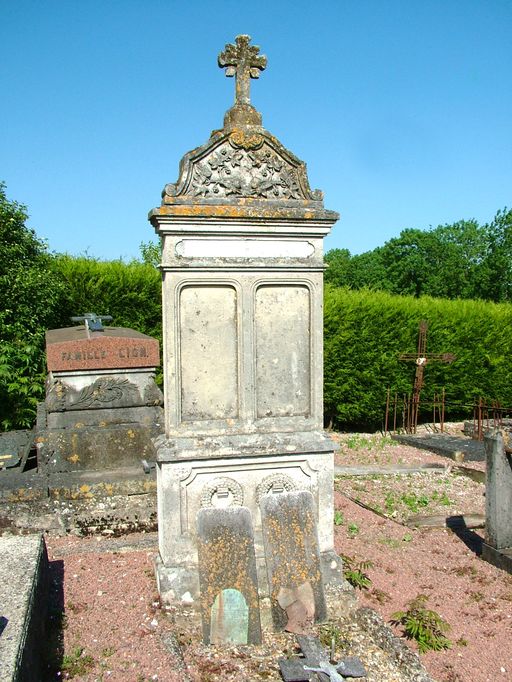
(50, 256, 162, 340)
(324, 286, 512, 430)
(5, 252, 512, 432)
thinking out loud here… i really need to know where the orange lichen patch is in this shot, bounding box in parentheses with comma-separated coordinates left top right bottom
(7, 488, 39, 502)
(67, 454, 80, 464)
(197, 533, 259, 613)
(152, 203, 334, 220)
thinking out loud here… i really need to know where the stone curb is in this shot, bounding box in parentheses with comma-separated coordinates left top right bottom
(0, 534, 49, 681)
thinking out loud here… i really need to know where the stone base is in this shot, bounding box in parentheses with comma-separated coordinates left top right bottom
(36, 423, 159, 473)
(156, 435, 337, 592)
(481, 542, 512, 575)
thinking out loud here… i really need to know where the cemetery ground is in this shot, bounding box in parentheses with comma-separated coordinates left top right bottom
(43, 425, 511, 682)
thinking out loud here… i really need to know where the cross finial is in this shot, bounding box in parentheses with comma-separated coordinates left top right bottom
(218, 34, 267, 107)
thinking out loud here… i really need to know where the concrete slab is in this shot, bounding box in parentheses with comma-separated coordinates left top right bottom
(392, 433, 485, 462)
(481, 543, 512, 575)
(0, 534, 49, 681)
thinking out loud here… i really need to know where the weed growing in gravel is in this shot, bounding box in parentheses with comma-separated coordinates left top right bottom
(391, 594, 452, 653)
(347, 522, 360, 538)
(345, 434, 397, 451)
(346, 435, 372, 449)
(432, 489, 452, 505)
(467, 591, 485, 603)
(379, 537, 402, 549)
(334, 509, 344, 526)
(341, 554, 373, 589)
(400, 492, 430, 514)
(61, 646, 95, 678)
(451, 565, 477, 578)
(369, 587, 392, 604)
(101, 646, 116, 658)
(319, 622, 349, 650)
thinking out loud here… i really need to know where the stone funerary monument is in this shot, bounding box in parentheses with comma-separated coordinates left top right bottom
(151, 35, 340, 607)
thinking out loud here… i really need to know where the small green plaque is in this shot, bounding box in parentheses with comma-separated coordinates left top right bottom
(210, 588, 249, 645)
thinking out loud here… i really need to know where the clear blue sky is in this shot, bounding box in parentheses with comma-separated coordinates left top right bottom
(1, 1, 511, 260)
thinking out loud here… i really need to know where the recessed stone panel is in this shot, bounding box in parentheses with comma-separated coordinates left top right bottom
(255, 285, 311, 418)
(175, 239, 314, 259)
(179, 285, 239, 422)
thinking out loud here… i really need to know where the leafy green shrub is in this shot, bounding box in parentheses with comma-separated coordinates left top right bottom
(0, 183, 66, 429)
(391, 594, 452, 652)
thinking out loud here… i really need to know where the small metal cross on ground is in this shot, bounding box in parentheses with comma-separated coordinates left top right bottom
(399, 320, 455, 433)
(71, 313, 113, 335)
(279, 635, 366, 681)
(218, 34, 267, 106)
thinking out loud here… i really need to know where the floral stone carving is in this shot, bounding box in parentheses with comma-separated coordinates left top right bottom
(190, 139, 302, 200)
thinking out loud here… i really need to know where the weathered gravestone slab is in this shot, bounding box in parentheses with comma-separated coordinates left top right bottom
(481, 429, 512, 573)
(197, 506, 262, 644)
(279, 635, 366, 681)
(260, 490, 326, 632)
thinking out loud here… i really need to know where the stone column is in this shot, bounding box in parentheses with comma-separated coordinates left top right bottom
(150, 35, 341, 603)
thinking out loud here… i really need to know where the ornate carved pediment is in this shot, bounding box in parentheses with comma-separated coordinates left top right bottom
(162, 128, 323, 205)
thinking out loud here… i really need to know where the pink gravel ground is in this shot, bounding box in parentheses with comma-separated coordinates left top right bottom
(44, 429, 512, 682)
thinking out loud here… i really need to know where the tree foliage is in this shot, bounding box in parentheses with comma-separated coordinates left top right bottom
(325, 209, 512, 302)
(0, 182, 66, 428)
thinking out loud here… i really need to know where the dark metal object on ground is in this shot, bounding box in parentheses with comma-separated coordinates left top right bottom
(279, 635, 366, 681)
(141, 459, 156, 474)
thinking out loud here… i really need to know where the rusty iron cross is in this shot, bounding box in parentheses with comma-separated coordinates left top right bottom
(399, 320, 455, 432)
(218, 34, 267, 106)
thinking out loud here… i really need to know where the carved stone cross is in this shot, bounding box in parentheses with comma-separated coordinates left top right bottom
(218, 34, 267, 106)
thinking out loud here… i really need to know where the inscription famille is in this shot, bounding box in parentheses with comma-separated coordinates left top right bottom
(60, 346, 148, 362)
